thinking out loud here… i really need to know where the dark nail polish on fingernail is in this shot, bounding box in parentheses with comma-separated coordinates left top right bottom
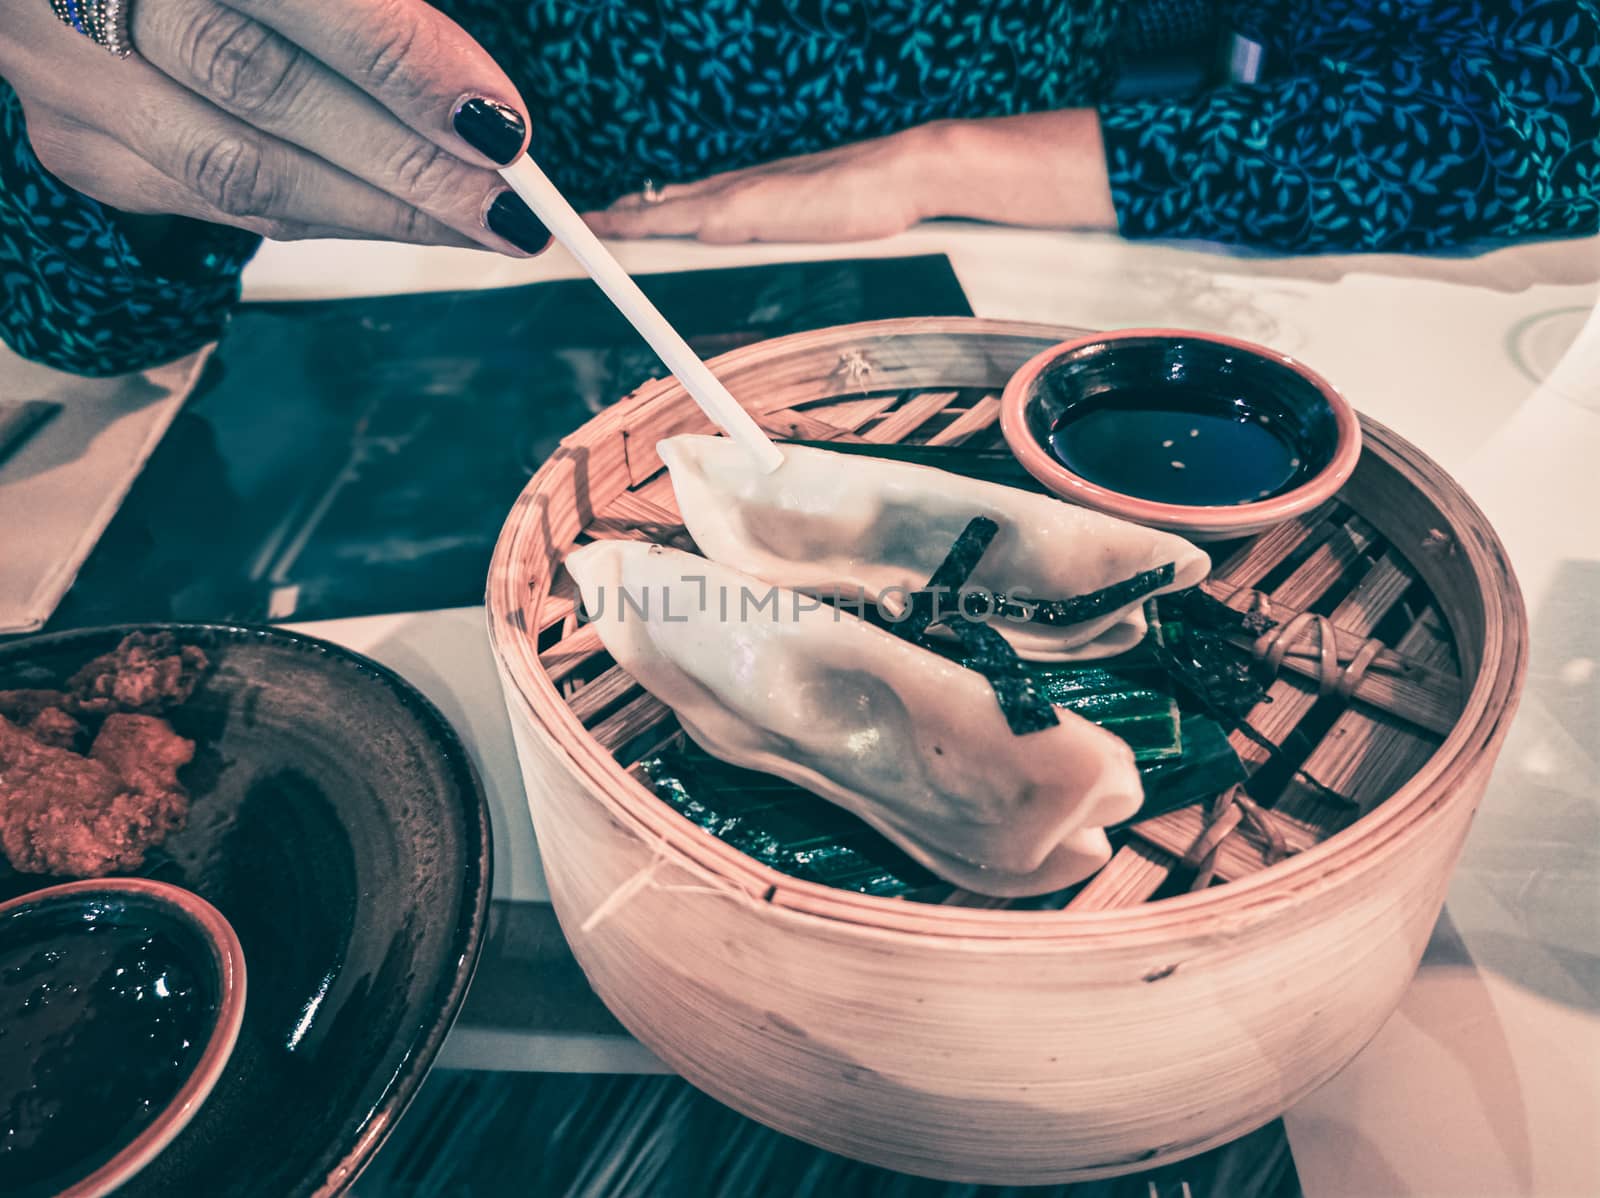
(486, 191, 551, 254)
(453, 97, 526, 165)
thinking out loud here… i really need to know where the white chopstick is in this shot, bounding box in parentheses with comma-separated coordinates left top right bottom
(499, 156, 785, 474)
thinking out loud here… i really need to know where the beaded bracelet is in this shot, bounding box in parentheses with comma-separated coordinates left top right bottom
(48, 0, 133, 58)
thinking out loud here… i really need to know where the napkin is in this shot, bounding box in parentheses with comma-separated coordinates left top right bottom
(0, 345, 211, 635)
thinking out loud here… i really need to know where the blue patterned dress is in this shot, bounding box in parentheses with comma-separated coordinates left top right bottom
(0, 0, 1595, 377)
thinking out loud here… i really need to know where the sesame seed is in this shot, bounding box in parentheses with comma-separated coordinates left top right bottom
(1170, 460, 1186, 470)
(1161, 439, 1174, 448)
(1190, 428, 1200, 437)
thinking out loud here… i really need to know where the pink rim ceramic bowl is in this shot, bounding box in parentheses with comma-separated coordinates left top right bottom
(999, 328, 1363, 541)
(0, 878, 246, 1198)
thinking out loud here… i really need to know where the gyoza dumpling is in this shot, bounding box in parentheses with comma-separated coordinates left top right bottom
(565, 540, 1143, 896)
(658, 435, 1210, 661)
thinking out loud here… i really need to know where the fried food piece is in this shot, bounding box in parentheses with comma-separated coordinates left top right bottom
(90, 713, 195, 805)
(1, 715, 127, 875)
(68, 632, 209, 714)
(0, 689, 84, 749)
(0, 688, 73, 725)
(25, 706, 83, 751)
(0, 633, 206, 876)
(0, 714, 193, 877)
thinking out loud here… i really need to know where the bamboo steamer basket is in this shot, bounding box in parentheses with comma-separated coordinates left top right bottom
(485, 317, 1527, 1183)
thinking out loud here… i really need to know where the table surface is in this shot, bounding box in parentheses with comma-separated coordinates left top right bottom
(78, 224, 1600, 1196)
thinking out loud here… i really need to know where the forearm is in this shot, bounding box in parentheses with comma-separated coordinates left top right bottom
(1098, 0, 1600, 253)
(906, 111, 1117, 232)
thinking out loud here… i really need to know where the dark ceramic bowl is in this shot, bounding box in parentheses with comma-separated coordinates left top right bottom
(0, 624, 490, 1197)
(0, 878, 245, 1198)
(1000, 328, 1361, 540)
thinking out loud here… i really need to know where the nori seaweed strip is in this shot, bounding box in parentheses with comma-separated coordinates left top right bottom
(1147, 635, 1269, 737)
(895, 515, 1167, 736)
(894, 516, 999, 642)
(1176, 587, 1279, 637)
(944, 619, 1059, 735)
(888, 516, 1058, 735)
(896, 520, 1189, 739)
(993, 562, 1177, 628)
(784, 440, 1046, 492)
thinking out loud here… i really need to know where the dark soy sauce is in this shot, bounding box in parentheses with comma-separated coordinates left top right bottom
(1048, 386, 1310, 507)
(0, 913, 216, 1198)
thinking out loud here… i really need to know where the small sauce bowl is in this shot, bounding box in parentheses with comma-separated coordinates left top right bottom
(1000, 329, 1362, 541)
(0, 879, 246, 1198)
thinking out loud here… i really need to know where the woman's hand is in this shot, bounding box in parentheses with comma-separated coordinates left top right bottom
(589, 112, 1119, 245)
(0, 0, 552, 254)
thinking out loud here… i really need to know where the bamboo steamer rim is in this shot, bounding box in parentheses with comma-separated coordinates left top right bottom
(486, 317, 1528, 948)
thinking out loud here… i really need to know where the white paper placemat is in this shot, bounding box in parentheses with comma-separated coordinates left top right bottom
(0, 344, 211, 634)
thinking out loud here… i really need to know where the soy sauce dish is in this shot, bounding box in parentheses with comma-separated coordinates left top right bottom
(1000, 329, 1361, 540)
(0, 879, 245, 1198)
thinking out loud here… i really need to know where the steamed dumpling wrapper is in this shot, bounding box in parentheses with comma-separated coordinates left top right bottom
(658, 435, 1211, 661)
(566, 541, 1144, 896)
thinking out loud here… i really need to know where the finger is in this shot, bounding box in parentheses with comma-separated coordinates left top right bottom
(25, 113, 463, 244)
(11, 21, 512, 253)
(605, 182, 693, 212)
(598, 150, 820, 226)
(218, 0, 531, 167)
(85, 56, 527, 251)
(24, 115, 187, 217)
(26, 110, 227, 220)
(131, 0, 544, 253)
(14, 34, 477, 248)
(588, 192, 726, 239)
(604, 166, 774, 213)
